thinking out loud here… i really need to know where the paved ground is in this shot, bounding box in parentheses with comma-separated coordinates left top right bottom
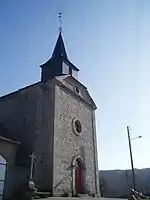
(39, 197, 126, 200)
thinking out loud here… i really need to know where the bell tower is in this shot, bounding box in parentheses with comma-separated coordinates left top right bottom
(40, 14, 79, 82)
(40, 32, 79, 82)
(36, 16, 100, 197)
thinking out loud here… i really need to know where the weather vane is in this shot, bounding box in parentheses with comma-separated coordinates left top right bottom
(58, 12, 63, 33)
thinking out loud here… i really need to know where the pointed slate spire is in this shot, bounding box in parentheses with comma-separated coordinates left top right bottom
(40, 32, 79, 82)
(52, 32, 67, 59)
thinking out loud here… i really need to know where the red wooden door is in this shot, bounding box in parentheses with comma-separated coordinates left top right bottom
(75, 160, 84, 194)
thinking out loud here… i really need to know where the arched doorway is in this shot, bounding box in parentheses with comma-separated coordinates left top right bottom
(0, 155, 6, 200)
(75, 158, 84, 194)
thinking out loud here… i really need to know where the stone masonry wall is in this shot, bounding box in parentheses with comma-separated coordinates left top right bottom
(0, 84, 42, 198)
(53, 84, 96, 196)
(0, 82, 55, 192)
(0, 85, 39, 150)
(33, 81, 55, 191)
(0, 82, 55, 193)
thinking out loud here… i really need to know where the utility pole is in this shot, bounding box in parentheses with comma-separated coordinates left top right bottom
(127, 126, 136, 190)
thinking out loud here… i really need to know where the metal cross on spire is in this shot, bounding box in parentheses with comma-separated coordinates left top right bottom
(58, 12, 63, 33)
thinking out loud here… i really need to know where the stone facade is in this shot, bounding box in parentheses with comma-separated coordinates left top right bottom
(52, 76, 99, 196)
(54, 90, 94, 193)
(0, 76, 100, 197)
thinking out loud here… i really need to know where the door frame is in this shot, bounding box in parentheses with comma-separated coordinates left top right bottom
(72, 155, 85, 196)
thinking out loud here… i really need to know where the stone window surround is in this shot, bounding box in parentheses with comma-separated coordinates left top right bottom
(72, 118, 82, 136)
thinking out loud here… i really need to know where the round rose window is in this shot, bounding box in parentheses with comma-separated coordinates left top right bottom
(72, 118, 82, 135)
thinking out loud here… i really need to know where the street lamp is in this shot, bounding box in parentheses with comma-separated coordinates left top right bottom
(131, 136, 142, 141)
(127, 126, 142, 190)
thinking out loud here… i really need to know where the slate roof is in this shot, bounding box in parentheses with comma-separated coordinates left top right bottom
(40, 32, 79, 72)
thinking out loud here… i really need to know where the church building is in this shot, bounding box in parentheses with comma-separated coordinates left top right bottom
(0, 30, 100, 199)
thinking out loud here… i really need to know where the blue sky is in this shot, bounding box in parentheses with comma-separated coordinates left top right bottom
(0, 0, 150, 170)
